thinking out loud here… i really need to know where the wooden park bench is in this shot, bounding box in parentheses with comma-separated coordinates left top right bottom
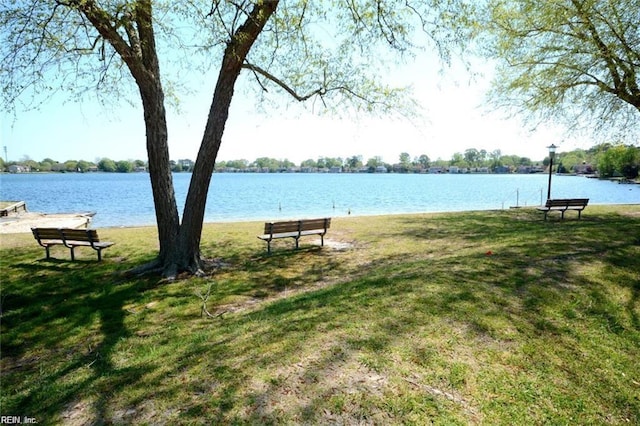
(258, 218, 331, 253)
(537, 198, 589, 220)
(31, 228, 114, 261)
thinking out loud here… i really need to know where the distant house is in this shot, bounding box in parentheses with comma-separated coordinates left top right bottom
(449, 166, 459, 174)
(469, 167, 489, 174)
(574, 163, 595, 174)
(375, 165, 388, 173)
(177, 159, 194, 171)
(516, 165, 544, 174)
(329, 166, 342, 173)
(494, 165, 511, 174)
(8, 165, 29, 173)
(428, 166, 444, 174)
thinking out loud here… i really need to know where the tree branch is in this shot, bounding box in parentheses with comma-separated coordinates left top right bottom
(65, 0, 148, 81)
(570, 0, 622, 90)
(242, 62, 326, 101)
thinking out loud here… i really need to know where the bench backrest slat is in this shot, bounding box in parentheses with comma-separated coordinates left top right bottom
(33, 228, 99, 242)
(299, 218, 331, 231)
(265, 221, 298, 234)
(32, 228, 63, 240)
(63, 229, 99, 242)
(545, 198, 589, 207)
(264, 218, 331, 234)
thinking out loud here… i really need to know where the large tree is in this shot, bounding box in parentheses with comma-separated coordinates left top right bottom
(1, 0, 471, 277)
(483, 0, 640, 138)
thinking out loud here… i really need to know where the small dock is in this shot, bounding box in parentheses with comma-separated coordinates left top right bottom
(0, 201, 96, 234)
(0, 201, 27, 217)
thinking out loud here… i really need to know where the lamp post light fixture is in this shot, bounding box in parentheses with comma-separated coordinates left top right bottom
(547, 144, 557, 200)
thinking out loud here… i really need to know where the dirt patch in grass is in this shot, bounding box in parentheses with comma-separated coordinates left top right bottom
(323, 239, 355, 250)
(245, 353, 391, 423)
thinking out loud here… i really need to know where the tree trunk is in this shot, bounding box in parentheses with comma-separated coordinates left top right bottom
(173, 71, 236, 273)
(140, 85, 180, 265)
(164, 1, 279, 276)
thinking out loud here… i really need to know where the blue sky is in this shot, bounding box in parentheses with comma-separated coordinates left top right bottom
(1, 53, 581, 166)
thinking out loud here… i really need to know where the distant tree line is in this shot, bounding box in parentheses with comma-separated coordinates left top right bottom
(0, 157, 195, 173)
(216, 144, 639, 178)
(0, 157, 148, 173)
(2, 144, 638, 178)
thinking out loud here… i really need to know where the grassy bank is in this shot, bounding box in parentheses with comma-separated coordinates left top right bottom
(1, 206, 639, 424)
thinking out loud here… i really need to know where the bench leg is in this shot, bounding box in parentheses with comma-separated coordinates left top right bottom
(267, 241, 271, 254)
(294, 237, 300, 249)
(45, 246, 51, 260)
(97, 248, 102, 261)
(578, 210, 582, 219)
(321, 234, 325, 247)
(70, 247, 75, 261)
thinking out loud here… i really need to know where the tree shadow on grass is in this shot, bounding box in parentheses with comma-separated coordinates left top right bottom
(1, 261, 157, 423)
(197, 237, 351, 306)
(2, 239, 355, 423)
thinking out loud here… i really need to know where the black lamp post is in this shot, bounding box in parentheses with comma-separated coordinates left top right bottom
(546, 144, 557, 200)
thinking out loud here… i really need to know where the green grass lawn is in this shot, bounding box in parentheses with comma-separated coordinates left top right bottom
(1, 206, 639, 424)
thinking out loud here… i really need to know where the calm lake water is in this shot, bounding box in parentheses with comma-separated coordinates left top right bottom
(1, 172, 638, 228)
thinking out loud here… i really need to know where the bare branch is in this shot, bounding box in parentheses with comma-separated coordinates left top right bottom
(242, 62, 326, 101)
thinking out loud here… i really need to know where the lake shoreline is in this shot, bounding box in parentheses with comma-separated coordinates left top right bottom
(3, 203, 639, 234)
